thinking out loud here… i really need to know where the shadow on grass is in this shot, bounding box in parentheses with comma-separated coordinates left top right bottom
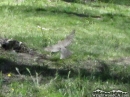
(0, 58, 69, 77)
(1, 4, 129, 27)
(0, 5, 128, 21)
(62, 0, 94, 3)
(0, 58, 130, 84)
(35, 8, 101, 18)
(62, 0, 78, 3)
(61, 0, 130, 6)
(0, 5, 101, 18)
(35, 8, 89, 18)
(98, 0, 130, 6)
(102, 13, 130, 21)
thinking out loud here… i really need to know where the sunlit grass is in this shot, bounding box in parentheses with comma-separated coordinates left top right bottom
(0, 0, 129, 60)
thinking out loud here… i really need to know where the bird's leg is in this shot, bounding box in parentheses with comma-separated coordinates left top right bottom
(50, 52, 52, 56)
(48, 52, 52, 58)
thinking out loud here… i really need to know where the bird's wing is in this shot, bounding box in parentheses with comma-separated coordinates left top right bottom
(44, 30, 75, 52)
(57, 30, 75, 47)
(44, 44, 61, 52)
(60, 47, 72, 59)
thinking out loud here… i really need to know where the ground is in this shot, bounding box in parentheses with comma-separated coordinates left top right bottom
(0, 0, 130, 97)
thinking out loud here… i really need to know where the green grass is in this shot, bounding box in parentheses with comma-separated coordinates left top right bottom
(0, 0, 130, 97)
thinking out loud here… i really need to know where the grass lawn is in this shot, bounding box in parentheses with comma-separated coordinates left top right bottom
(0, 0, 130, 97)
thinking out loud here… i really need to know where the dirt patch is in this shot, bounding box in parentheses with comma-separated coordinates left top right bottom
(110, 57, 130, 65)
(0, 38, 130, 94)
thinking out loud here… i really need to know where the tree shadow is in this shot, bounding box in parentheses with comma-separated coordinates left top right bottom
(62, 0, 78, 3)
(0, 58, 70, 77)
(61, 0, 130, 6)
(34, 7, 101, 18)
(79, 60, 130, 83)
(0, 5, 101, 19)
(62, 0, 96, 4)
(0, 57, 130, 84)
(0, 2, 129, 21)
(98, 0, 130, 6)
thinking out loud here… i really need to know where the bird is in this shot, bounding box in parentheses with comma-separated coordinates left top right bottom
(44, 30, 75, 59)
(1, 38, 23, 51)
(60, 47, 72, 59)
